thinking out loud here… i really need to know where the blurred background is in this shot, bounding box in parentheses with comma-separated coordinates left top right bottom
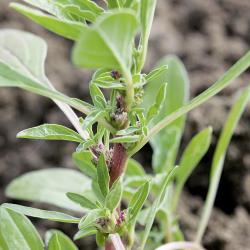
(0, 0, 250, 249)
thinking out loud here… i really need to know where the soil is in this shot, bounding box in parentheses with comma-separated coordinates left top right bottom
(0, 0, 250, 249)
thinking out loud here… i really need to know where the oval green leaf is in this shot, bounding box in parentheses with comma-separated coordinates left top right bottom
(6, 168, 91, 212)
(17, 124, 83, 143)
(2, 203, 80, 223)
(0, 207, 44, 250)
(48, 230, 78, 250)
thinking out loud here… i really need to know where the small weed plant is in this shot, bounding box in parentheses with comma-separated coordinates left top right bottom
(0, 1, 250, 250)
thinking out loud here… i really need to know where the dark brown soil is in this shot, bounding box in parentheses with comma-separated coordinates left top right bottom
(1, 0, 250, 249)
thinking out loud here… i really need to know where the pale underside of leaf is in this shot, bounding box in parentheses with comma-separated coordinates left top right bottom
(6, 168, 91, 212)
(0, 29, 89, 140)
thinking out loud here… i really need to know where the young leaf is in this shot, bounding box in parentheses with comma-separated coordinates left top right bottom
(79, 209, 106, 229)
(110, 135, 140, 143)
(125, 159, 146, 177)
(92, 180, 106, 204)
(173, 127, 212, 209)
(146, 83, 168, 122)
(60, 0, 104, 15)
(128, 181, 150, 221)
(146, 65, 168, 81)
(47, 230, 78, 250)
(58, 5, 97, 22)
(73, 10, 138, 71)
(74, 227, 97, 240)
(67, 192, 97, 210)
(72, 151, 97, 178)
(0, 207, 44, 250)
(94, 80, 125, 90)
(6, 168, 91, 212)
(142, 56, 189, 173)
(138, 0, 157, 70)
(82, 109, 106, 130)
(97, 154, 110, 197)
(17, 124, 84, 143)
(2, 203, 80, 223)
(116, 127, 140, 136)
(10, 3, 84, 40)
(90, 83, 106, 108)
(105, 178, 122, 211)
(196, 86, 250, 243)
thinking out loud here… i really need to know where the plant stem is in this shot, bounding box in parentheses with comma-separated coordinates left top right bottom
(109, 143, 128, 187)
(155, 241, 206, 250)
(110, 234, 126, 250)
(105, 240, 116, 250)
(123, 70, 134, 112)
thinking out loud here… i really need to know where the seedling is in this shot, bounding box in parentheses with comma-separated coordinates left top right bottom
(0, 1, 250, 250)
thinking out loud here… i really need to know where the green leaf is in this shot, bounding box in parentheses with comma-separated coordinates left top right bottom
(73, 151, 96, 178)
(116, 127, 140, 136)
(59, 5, 97, 22)
(138, 167, 178, 250)
(19, 0, 66, 18)
(17, 124, 83, 143)
(124, 0, 136, 8)
(2, 203, 80, 223)
(67, 192, 97, 209)
(6, 168, 91, 212)
(0, 230, 8, 250)
(107, 0, 121, 8)
(0, 207, 44, 250)
(90, 83, 106, 108)
(96, 231, 106, 247)
(48, 230, 78, 250)
(177, 127, 212, 183)
(82, 109, 106, 130)
(142, 56, 189, 173)
(128, 181, 150, 222)
(196, 86, 250, 242)
(125, 159, 146, 177)
(146, 82, 168, 122)
(146, 65, 168, 81)
(97, 154, 110, 198)
(110, 135, 140, 143)
(138, 0, 157, 70)
(94, 80, 125, 90)
(173, 127, 212, 210)
(10, 3, 84, 40)
(79, 209, 106, 229)
(59, 0, 103, 15)
(0, 61, 89, 113)
(134, 50, 250, 157)
(0, 29, 90, 128)
(105, 178, 122, 211)
(73, 10, 138, 71)
(74, 227, 97, 240)
(92, 180, 106, 204)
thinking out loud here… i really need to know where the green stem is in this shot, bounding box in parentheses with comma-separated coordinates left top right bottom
(123, 69, 134, 111)
(172, 183, 183, 212)
(196, 86, 250, 243)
